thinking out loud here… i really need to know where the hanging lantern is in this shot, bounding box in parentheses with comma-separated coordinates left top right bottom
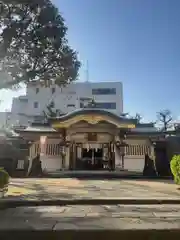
(116, 141, 121, 147)
(119, 129, 128, 140)
(61, 151, 66, 157)
(65, 141, 71, 147)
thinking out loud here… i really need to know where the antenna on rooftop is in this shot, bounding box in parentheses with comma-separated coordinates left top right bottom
(85, 60, 89, 82)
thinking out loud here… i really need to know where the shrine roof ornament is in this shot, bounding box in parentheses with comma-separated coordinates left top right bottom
(86, 98, 96, 108)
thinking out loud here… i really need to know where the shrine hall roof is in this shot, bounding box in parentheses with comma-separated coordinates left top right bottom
(48, 108, 138, 124)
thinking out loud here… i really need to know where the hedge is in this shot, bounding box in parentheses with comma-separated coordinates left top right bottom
(170, 155, 180, 184)
(0, 168, 9, 189)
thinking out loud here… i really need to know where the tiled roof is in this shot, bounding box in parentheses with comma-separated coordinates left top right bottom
(48, 108, 138, 124)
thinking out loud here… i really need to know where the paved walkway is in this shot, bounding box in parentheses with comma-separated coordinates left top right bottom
(0, 178, 180, 229)
(6, 178, 180, 200)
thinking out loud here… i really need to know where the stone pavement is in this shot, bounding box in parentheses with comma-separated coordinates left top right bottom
(1, 204, 180, 229)
(0, 178, 180, 229)
(6, 178, 180, 200)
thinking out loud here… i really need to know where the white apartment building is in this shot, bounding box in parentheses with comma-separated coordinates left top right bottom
(11, 81, 123, 126)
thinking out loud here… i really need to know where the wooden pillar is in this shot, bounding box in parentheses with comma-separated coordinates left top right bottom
(150, 144, 155, 159)
(62, 128, 66, 170)
(73, 144, 77, 169)
(39, 135, 47, 171)
(111, 142, 115, 170)
(108, 142, 115, 170)
(40, 136, 47, 157)
(65, 145, 70, 169)
(121, 147, 125, 169)
(69, 143, 73, 170)
(69, 141, 77, 170)
(108, 143, 111, 169)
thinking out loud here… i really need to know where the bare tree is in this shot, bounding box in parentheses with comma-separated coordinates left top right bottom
(157, 109, 173, 131)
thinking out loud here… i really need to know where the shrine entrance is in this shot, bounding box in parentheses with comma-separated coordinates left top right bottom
(69, 141, 115, 170)
(81, 148, 103, 170)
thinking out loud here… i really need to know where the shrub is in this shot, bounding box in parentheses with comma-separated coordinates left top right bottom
(0, 168, 9, 189)
(170, 155, 180, 184)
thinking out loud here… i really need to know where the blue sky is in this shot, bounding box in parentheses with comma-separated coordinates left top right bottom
(0, 0, 180, 122)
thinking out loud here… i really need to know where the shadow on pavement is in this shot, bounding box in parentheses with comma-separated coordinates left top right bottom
(0, 183, 93, 229)
(42, 171, 172, 180)
(6, 182, 77, 200)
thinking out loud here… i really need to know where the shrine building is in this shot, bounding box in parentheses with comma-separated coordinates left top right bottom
(15, 107, 165, 174)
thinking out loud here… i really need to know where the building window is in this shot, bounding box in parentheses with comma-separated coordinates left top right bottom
(80, 97, 92, 101)
(94, 102, 116, 109)
(36, 88, 39, 94)
(34, 115, 44, 123)
(80, 102, 116, 109)
(51, 88, 55, 94)
(67, 104, 75, 107)
(92, 88, 116, 95)
(20, 99, 28, 103)
(34, 102, 39, 108)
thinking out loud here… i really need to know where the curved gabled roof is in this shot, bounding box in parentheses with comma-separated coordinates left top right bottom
(48, 108, 137, 124)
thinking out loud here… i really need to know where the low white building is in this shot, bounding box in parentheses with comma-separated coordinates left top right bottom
(11, 81, 123, 126)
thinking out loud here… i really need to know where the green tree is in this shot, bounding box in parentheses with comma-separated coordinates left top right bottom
(0, 0, 80, 89)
